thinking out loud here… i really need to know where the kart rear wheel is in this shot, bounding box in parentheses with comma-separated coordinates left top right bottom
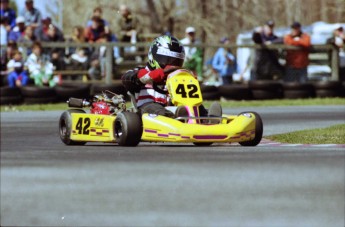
(59, 109, 87, 145)
(114, 112, 142, 146)
(239, 112, 263, 146)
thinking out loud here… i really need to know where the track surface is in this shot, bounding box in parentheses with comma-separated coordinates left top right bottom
(1, 105, 345, 226)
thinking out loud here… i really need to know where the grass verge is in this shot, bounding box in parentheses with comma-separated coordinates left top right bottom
(266, 124, 345, 144)
(1, 97, 344, 112)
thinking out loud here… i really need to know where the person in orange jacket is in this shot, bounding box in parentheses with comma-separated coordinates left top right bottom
(284, 22, 311, 83)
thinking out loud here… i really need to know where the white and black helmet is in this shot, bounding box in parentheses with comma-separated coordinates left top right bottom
(147, 35, 185, 70)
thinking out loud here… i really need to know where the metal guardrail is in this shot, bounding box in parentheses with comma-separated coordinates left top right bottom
(1, 42, 340, 83)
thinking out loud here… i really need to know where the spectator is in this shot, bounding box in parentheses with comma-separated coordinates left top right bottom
(1, 41, 17, 73)
(327, 25, 345, 81)
(35, 17, 64, 42)
(7, 50, 29, 87)
(0, 0, 16, 29)
(0, 16, 8, 46)
(251, 20, 284, 80)
(212, 37, 237, 85)
(17, 24, 36, 44)
(17, 25, 36, 56)
(88, 34, 112, 80)
(180, 26, 203, 81)
(26, 42, 56, 87)
(86, 6, 110, 34)
(283, 22, 311, 82)
(20, 0, 42, 29)
(118, 4, 140, 54)
(8, 16, 26, 42)
(84, 16, 108, 43)
(65, 25, 89, 73)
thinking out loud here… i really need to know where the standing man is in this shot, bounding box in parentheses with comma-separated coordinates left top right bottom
(284, 22, 311, 83)
(180, 26, 203, 81)
(212, 37, 237, 85)
(20, 0, 42, 29)
(251, 20, 284, 80)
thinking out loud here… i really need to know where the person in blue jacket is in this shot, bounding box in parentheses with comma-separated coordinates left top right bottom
(212, 37, 237, 85)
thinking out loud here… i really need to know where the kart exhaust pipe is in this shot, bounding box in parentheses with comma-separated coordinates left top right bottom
(67, 98, 90, 108)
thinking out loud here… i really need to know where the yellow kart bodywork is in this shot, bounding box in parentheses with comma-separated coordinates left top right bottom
(67, 111, 256, 144)
(141, 113, 256, 143)
(60, 69, 262, 146)
(69, 113, 117, 142)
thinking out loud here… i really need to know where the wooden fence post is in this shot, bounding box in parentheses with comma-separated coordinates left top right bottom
(105, 43, 113, 84)
(331, 45, 339, 81)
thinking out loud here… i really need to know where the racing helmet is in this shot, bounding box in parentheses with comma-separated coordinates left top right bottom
(147, 35, 185, 70)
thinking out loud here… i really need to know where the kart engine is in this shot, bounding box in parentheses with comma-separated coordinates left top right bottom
(67, 90, 126, 115)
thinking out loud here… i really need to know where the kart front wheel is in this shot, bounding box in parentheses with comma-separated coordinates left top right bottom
(59, 109, 87, 145)
(114, 112, 142, 146)
(239, 112, 263, 146)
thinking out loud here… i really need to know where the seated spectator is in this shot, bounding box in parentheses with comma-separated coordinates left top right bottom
(86, 6, 110, 34)
(70, 48, 88, 73)
(1, 41, 17, 73)
(283, 22, 311, 83)
(20, 0, 42, 29)
(118, 4, 141, 55)
(88, 55, 102, 80)
(87, 34, 111, 80)
(180, 26, 203, 81)
(0, 0, 16, 29)
(65, 25, 89, 59)
(8, 16, 26, 42)
(212, 37, 237, 85)
(7, 50, 29, 87)
(17, 24, 36, 44)
(35, 17, 64, 42)
(251, 20, 284, 80)
(84, 16, 108, 43)
(26, 42, 56, 87)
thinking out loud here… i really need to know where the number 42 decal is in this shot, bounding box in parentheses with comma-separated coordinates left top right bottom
(76, 117, 90, 135)
(175, 84, 200, 98)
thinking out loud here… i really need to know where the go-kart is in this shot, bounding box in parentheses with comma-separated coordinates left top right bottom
(59, 68, 263, 146)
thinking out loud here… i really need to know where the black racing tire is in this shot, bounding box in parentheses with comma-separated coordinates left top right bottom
(239, 112, 263, 146)
(202, 91, 221, 100)
(315, 89, 342, 98)
(193, 142, 213, 146)
(20, 86, 56, 98)
(90, 81, 126, 96)
(23, 96, 58, 104)
(200, 84, 218, 93)
(114, 112, 142, 146)
(59, 109, 87, 145)
(218, 84, 252, 100)
(251, 90, 283, 100)
(283, 90, 314, 99)
(0, 86, 21, 96)
(312, 81, 342, 90)
(0, 95, 23, 105)
(55, 84, 90, 102)
(248, 80, 283, 92)
(282, 82, 315, 99)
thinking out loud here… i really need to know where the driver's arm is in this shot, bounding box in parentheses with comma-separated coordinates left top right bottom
(137, 68, 165, 84)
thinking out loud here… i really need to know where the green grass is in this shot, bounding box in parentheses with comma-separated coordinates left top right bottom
(266, 124, 345, 144)
(1, 97, 344, 112)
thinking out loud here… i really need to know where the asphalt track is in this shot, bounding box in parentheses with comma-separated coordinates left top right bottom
(1, 105, 345, 227)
